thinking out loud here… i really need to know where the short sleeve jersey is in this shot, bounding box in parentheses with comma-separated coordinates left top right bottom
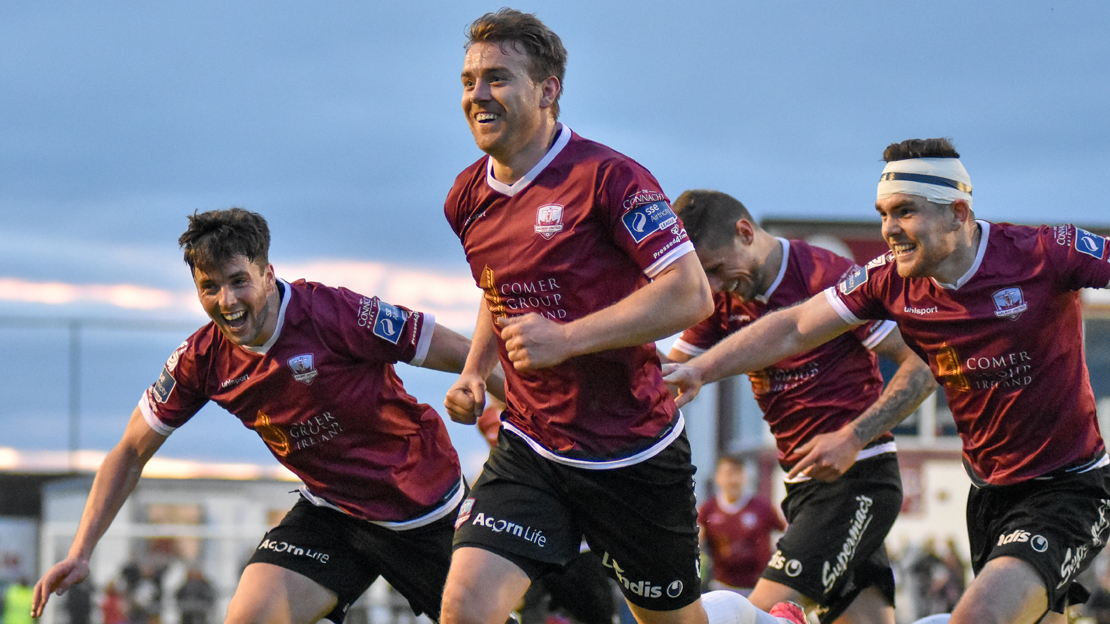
(444, 126, 695, 464)
(827, 222, 1110, 485)
(138, 279, 462, 525)
(673, 240, 896, 467)
(698, 494, 786, 588)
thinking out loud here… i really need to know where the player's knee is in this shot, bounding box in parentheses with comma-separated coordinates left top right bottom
(698, 591, 761, 624)
(441, 580, 493, 624)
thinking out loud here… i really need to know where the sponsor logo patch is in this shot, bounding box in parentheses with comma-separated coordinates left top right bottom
(622, 201, 678, 244)
(257, 538, 330, 563)
(992, 287, 1027, 320)
(470, 512, 546, 547)
(288, 354, 318, 385)
(152, 341, 189, 403)
(601, 553, 676, 599)
(534, 204, 565, 239)
(838, 266, 869, 295)
(666, 580, 683, 598)
(768, 550, 804, 577)
(373, 301, 408, 344)
(1075, 227, 1108, 260)
(152, 366, 176, 403)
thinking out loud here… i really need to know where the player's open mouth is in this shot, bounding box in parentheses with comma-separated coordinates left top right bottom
(475, 112, 499, 123)
(891, 242, 916, 257)
(223, 310, 246, 327)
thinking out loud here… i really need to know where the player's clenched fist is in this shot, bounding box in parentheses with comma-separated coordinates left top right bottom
(497, 313, 571, 370)
(445, 373, 487, 425)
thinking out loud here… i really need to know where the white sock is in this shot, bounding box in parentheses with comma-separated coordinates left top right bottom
(701, 590, 786, 624)
(911, 616, 951, 624)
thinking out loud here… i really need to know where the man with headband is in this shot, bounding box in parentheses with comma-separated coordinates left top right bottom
(666, 188, 936, 624)
(664, 138, 1110, 624)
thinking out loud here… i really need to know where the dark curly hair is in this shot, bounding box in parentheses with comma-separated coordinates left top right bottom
(179, 208, 270, 273)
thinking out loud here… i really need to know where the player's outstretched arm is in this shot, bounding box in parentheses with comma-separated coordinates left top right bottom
(32, 407, 167, 617)
(498, 252, 713, 371)
(422, 324, 506, 403)
(445, 301, 501, 424)
(788, 328, 937, 481)
(663, 293, 852, 408)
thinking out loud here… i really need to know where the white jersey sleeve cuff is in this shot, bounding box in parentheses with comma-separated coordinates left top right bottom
(861, 320, 897, 350)
(823, 286, 865, 326)
(408, 312, 435, 367)
(644, 241, 695, 279)
(138, 391, 177, 437)
(670, 338, 706, 357)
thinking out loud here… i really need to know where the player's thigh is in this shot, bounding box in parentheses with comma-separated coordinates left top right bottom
(441, 546, 532, 624)
(226, 562, 337, 624)
(949, 556, 1048, 624)
(748, 578, 812, 612)
(833, 586, 895, 624)
(625, 598, 704, 624)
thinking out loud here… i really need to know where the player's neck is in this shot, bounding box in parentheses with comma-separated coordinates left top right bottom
(931, 221, 982, 286)
(759, 236, 784, 296)
(490, 121, 560, 185)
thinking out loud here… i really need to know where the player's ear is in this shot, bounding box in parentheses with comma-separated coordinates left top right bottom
(734, 219, 756, 245)
(538, 76, 560, 109)
(948, 199, 971, 232)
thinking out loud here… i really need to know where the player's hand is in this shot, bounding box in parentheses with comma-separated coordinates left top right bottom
(786, 426, 865, 482)
(662, 362, 704, 408)
(496, 314, 570, 371)
(445, 374, 487, 425)
(32, 557, 90, 617)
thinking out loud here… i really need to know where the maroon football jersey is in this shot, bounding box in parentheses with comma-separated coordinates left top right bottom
(698, 494, 786, 588)
(674, 240, 896, 467)
(139, 279, 463, 526)
(444, 126, 695, 465)
(828, 222, 1110, 485)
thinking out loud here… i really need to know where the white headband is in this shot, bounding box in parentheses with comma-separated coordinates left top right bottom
(877, 157, 973, 208)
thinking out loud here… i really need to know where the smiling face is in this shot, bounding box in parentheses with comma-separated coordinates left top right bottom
(694, 220, 770, 302)
(193, 254, 278, 347)
(876, 193, 964, 278)
(461, 40, 557, 162)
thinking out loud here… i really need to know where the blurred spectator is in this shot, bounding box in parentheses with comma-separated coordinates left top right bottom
(100, 581, 128, 624)
(62, 580, 92, 624)
(2, 578, 34, 624)
(940, 537, 966, 612)
(128, 564, 162, 624)
(697, 456, 785, 594)
(175, 569, 216, 624)
(906, 538, 948, 620)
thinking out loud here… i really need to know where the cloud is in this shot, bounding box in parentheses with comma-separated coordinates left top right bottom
(0, 259, 483, 330)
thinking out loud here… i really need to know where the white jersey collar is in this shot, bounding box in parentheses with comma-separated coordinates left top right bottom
(755, 238, 790, 303)
(485, 124, 572, 197)
(933, 220, 990, 290)
(243, 278, 291, 355)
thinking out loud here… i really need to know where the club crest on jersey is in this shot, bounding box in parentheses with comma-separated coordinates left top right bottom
(838, 266, 869, 295)
(534, 204, 565, 240)
(288, 354, 318, 385)
(622, 200, 678, 243)
(373, 301, 408, 344)
(1075, 227, 1108, 260)
(992, 287, 1027, 321)
(455, 498, 475, 530)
